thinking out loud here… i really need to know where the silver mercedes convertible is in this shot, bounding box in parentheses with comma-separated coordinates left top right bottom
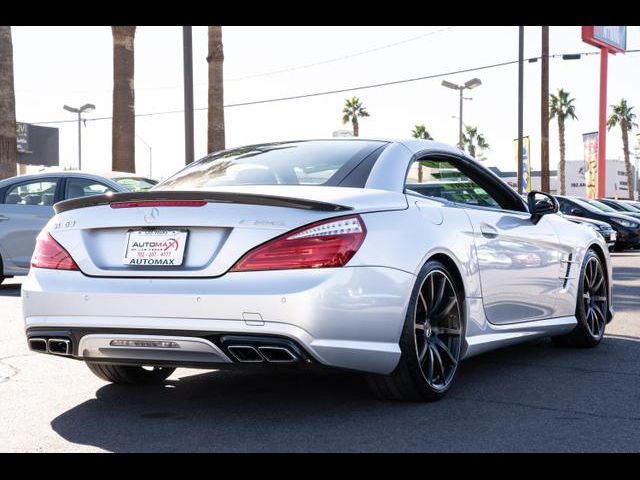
(22, 139, 613, 401)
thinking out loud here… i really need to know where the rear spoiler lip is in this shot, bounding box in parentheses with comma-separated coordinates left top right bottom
(53, 190, 353, 214)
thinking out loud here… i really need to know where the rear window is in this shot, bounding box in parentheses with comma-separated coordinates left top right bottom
(156, 140, 386, 190)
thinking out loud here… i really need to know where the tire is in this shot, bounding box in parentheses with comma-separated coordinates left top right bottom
(367, 260, 465, 402)
(551, 249, 608, 348)
(86, 362, 175, 384)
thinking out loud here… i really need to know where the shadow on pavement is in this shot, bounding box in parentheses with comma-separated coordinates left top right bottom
(50, 335, 640, 452)
(612, 266, 640, 312)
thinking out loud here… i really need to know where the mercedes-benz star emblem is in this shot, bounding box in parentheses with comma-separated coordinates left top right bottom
(144, 207, 160, 224)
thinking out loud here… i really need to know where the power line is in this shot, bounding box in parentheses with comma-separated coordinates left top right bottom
(225, 26, 456, 82)
(16, 27, 456, 95)
(28, 49, 640, 126)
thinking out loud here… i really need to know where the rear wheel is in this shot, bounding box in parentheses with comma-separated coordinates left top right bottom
(552, 249, 608, 348)
(367, 260, 464, 402)
(86, 362, 175, 384)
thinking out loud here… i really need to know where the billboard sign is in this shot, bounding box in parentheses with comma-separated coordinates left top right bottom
(583, 132, 598, 198)
(15, 123, 59, 167)
(513, 136, 531, 193)
(16, 122, 31, 153)
(582, 26, 627, 53)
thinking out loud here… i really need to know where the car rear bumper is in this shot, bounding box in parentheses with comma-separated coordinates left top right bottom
(22, 266, 415, 374)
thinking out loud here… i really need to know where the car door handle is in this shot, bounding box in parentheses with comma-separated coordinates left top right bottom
(0, 215, 8, 221)
(480, 224, 498, 238)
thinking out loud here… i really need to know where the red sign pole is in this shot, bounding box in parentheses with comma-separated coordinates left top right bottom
(597, 47, 608, 198)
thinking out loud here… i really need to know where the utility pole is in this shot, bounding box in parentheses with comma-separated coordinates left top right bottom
(183, 26, 194, 165)
(517, 26, 524, 195)
(541, 26, 550, 192)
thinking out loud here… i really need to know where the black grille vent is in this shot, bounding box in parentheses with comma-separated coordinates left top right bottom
(563, 253, 573, 288)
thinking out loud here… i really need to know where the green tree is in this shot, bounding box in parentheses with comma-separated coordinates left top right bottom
(549, 88, 577, 195)
(342, 96, 369, 137)
(607, 99, 638, 200)
(411, 124, 434, 140)
(462, 125, 489, 160)
(0, 26, 16, 180)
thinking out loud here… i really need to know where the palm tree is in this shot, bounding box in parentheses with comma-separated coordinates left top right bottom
(342, 97, 369, 137)
(411, 124, 433, 140)
(207, 26, 225, 153)
(462, 125, 490, 160)
(411, 124, 433, 182)
(0, 26, 16, 180)
(111, 26, 136, 173)
(549, 88, 577, 195)
(607, 99, 638, 200)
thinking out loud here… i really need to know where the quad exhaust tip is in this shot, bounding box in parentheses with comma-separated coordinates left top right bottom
(47, 338, 72, 356)
(28, 338, 48, 353)
(226, 344, 299, 363)
(227, 345, 264, 362)
(28, 337, 72, 355)
(258, 346, 297, 363)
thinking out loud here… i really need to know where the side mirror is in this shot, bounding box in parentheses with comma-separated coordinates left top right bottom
(528, 191, 559, 224)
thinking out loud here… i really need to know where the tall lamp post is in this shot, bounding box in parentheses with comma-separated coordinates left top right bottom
(136, 135, 153, 177)
(441, 78, 482, 149)
(63, 103, 95, 170)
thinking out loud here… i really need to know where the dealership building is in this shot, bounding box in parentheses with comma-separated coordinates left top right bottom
(490, 160, 638, 199)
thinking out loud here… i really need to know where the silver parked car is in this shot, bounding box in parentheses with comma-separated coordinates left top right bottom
(22, 139, 614, 401)
(0, 172, 131, 283)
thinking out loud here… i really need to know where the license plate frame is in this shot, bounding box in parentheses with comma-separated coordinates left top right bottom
(123, 229, 189, 266)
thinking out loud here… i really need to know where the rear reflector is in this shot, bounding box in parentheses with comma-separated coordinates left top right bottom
(110, 200, 207, 209)
(31, 232, 79, 271)
(231, 215, 366, 272)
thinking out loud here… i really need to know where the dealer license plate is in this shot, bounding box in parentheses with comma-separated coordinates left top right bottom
(124, 230, 188, 266)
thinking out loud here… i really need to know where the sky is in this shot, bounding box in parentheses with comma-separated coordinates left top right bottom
(11, 25, 640, 181)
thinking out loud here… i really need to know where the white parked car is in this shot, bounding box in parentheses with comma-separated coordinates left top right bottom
(22, 139, 613, 401)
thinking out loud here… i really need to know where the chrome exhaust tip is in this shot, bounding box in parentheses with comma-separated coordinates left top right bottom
(47, 338, 71, 356)
(28, 338, 48, 353)
(227, 345, 264, 362)
(258, 346, 298, 363)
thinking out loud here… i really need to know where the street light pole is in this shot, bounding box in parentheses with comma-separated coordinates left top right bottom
(77, 111, 82, 171)
(458, 88, 463, 149)
(517, 26, 524, 195)
(441, 78, 482, 152)
(63, 103, 95, 171)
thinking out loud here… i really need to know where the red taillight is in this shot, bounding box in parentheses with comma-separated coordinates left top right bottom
(110, 200, 207, 209)
(31, 232, 79, 271)
(231, 215, 366, 272)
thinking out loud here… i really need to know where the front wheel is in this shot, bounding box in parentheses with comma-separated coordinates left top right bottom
(552, 249, 608, 348)
(86, 362, 175, 384)
(367, 260, 464, 402)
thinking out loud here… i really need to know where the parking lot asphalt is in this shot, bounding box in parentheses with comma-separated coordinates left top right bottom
(1, 253, 639, 452)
